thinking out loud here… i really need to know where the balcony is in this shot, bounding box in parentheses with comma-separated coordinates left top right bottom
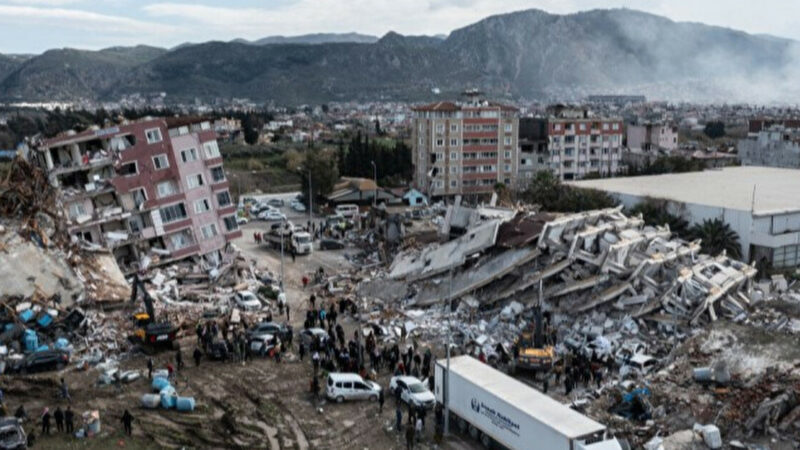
(51, 156, 113, 177)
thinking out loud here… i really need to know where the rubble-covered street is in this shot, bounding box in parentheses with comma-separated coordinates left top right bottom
(1, 155, 799, 449)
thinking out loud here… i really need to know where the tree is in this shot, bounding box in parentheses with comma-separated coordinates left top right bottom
(521, 171, 616, 212)
(703, 121, 726, 139)
(242, 115, 260, 145)
(300, 147, 339, 203)
(688, 218, 741, 259)
(628, 199, 689, 237)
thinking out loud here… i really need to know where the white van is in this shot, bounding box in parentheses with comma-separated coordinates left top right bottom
(335, 204, 359, 219)
(326, 373, 381, 403)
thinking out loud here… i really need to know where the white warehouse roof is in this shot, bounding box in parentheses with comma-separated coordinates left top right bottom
(442, 355, 606, 439)
(569, 166, 800, 215)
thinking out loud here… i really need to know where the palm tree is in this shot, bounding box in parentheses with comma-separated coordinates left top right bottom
(688, 218, 742, 259)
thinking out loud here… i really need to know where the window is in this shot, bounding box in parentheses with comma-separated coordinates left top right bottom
(435, 139, 444, 147)
(216, 191, 232, 207)
(119, 161, 137, 176)
(200, 224, 218, 239)
(554, 124, 562, 131)
(504, 137, 512, 146)
(187, 173, 204, 189)
(612, 123, 620, 131)
(203, 141, 221, 159)
(579, 123, 586, 131)
(602, 123, 610, 131)
(194, 198, 211, 214)
(68, 202, 87, 219)
(145, 128, 163, 144)
(159, 203, 187, 224)
(450, 138, 459, 146)
(504, 151, 511, 159)
(504, 123, 513, 132)
(436, 124, 445, 133)
(131, 187, 147, 207)
(450, 166, 458, 174)
(450, 124, 459, 132)
(504, 164, 511, 172)
(449, 180, 457, 188)
(157, 180, 179, 198)
(450, 152, 458, 160)
(223, 216, 238, 232)
(181, 148, 198, 163)
(169, 230, 193, 250)
(210, 166, 225, 182)
(152, 154, 169, 170)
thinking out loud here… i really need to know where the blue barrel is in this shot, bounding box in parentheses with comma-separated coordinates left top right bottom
(160, 386, 177, 409)
(175, 397, 195, 412)
(152, 377, 170, 392)
(37, 314, 53, 328)
(23, 330, 38, 352)
(54, 338, 69, 350)
(19, 310, 34, 323)
(35, 344, 49, 353)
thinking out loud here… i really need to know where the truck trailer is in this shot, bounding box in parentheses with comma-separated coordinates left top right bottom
(435, 355, 625, 450)
(263, 229, 313, 255)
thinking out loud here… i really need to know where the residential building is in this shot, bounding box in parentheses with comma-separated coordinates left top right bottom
(519, 106, 623, 181)
(626, 122, 678, 153)
(411, 100, 519, 198)
(569, 166, 800, 267)
(738, 125, 800, 169)
(33, 117, 241, 274)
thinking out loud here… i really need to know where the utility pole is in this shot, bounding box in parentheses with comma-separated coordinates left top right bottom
(370, 160, 377, 207)
(280, 218, 285, 290)
(444, 267, 453, 436)
(308, 170, 313, 222)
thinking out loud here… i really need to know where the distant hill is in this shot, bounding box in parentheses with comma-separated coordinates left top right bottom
(0, 9, 798, 104)
(238, 33, 379, 45)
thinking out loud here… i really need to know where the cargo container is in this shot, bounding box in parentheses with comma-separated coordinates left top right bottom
(435, 355, 625, 450)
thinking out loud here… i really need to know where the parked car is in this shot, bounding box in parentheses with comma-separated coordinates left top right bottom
(233, 291, 262, 311)
(236, 216, 249, 225)
(248, 333, 280, 357)
(8, 349, 69, 374)
(335, 204, 359, 219)
(259, 210, 286, 221)
(0, 417, 26, 449)
(250, 203, 270, 214)
(319, 238, 345, 250)
(619, 354, 658, 378)
(247, 322, 292, 342)
(268, 199, 285, 207)
(390, 376, 435, 409)
(326, 373, 381, 403)
(290, 201, 306, 212)
(299, 327, 329, 348)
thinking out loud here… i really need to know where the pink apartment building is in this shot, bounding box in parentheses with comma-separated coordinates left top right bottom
(34, 117, 242, 274)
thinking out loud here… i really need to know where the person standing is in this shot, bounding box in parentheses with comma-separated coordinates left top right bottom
(147, 358, 153, 379)
(176, 349, 184, 371)
(378, 388, 385, 413)
(405, 421, 415, 449)
(65, 406, 74, 434)
(193, 347, 202, 367)
(415, 416, 423, 444)
(121, 410, 134, 436)
(395, 405, 403, 433)
(60, 378, 70, 402)
(54, 407, 64, 433)
(41, 408, 51, 435)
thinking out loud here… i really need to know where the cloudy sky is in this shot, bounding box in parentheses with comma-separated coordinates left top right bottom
(2, 0, 800, 54)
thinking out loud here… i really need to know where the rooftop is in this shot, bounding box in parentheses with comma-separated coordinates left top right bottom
(569, 166, 800, 215)
(441, 356, 606, 439)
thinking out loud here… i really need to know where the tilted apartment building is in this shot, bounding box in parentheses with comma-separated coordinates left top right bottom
(33, 117, 242, 274)
(411, 100, 519, 198)
(519, 106, 624, 181)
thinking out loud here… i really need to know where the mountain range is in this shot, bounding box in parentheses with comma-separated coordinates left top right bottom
(0, 8, 798, 105)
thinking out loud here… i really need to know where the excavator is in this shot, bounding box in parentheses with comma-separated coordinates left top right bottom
(128, 275, 178, 353)
(512, 280, 555, 374)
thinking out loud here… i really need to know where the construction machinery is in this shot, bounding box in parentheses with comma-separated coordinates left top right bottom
(512, 280, 555, 373)
(128, 275, 178, 353)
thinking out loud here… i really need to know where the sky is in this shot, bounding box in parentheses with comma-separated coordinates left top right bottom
(2, 0, 800, 54)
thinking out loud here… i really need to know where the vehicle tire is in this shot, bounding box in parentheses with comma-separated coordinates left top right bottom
(19, 367, 27, 375)
(468, 424, 479, 440)
(480, 431, 492, 448)
(457, 417, 467, 433)
(369, 395, 378, 402)
(56, 362, 65, 370)
(336, 396, 344, 403)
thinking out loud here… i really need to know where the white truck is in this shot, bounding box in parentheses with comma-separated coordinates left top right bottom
(264, 228, 313, 255)
(435, 355, 627, 450)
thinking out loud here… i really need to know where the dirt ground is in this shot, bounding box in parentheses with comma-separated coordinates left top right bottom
(4, 221, 478, 450)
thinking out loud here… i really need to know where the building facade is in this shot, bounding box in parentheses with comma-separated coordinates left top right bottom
(519, 107, 624, 182)
(34, 117, 241, 274)
(626, 122, 678, 153)
(411, 101, 519, 197)
(738, 126, 800, 169)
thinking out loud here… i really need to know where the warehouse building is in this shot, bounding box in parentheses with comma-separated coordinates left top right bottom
(569, 166, 800, 268)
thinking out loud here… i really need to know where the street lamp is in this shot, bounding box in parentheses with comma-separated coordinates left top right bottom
(370, 160, 377, 207)
(280, 217, 285, 290)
